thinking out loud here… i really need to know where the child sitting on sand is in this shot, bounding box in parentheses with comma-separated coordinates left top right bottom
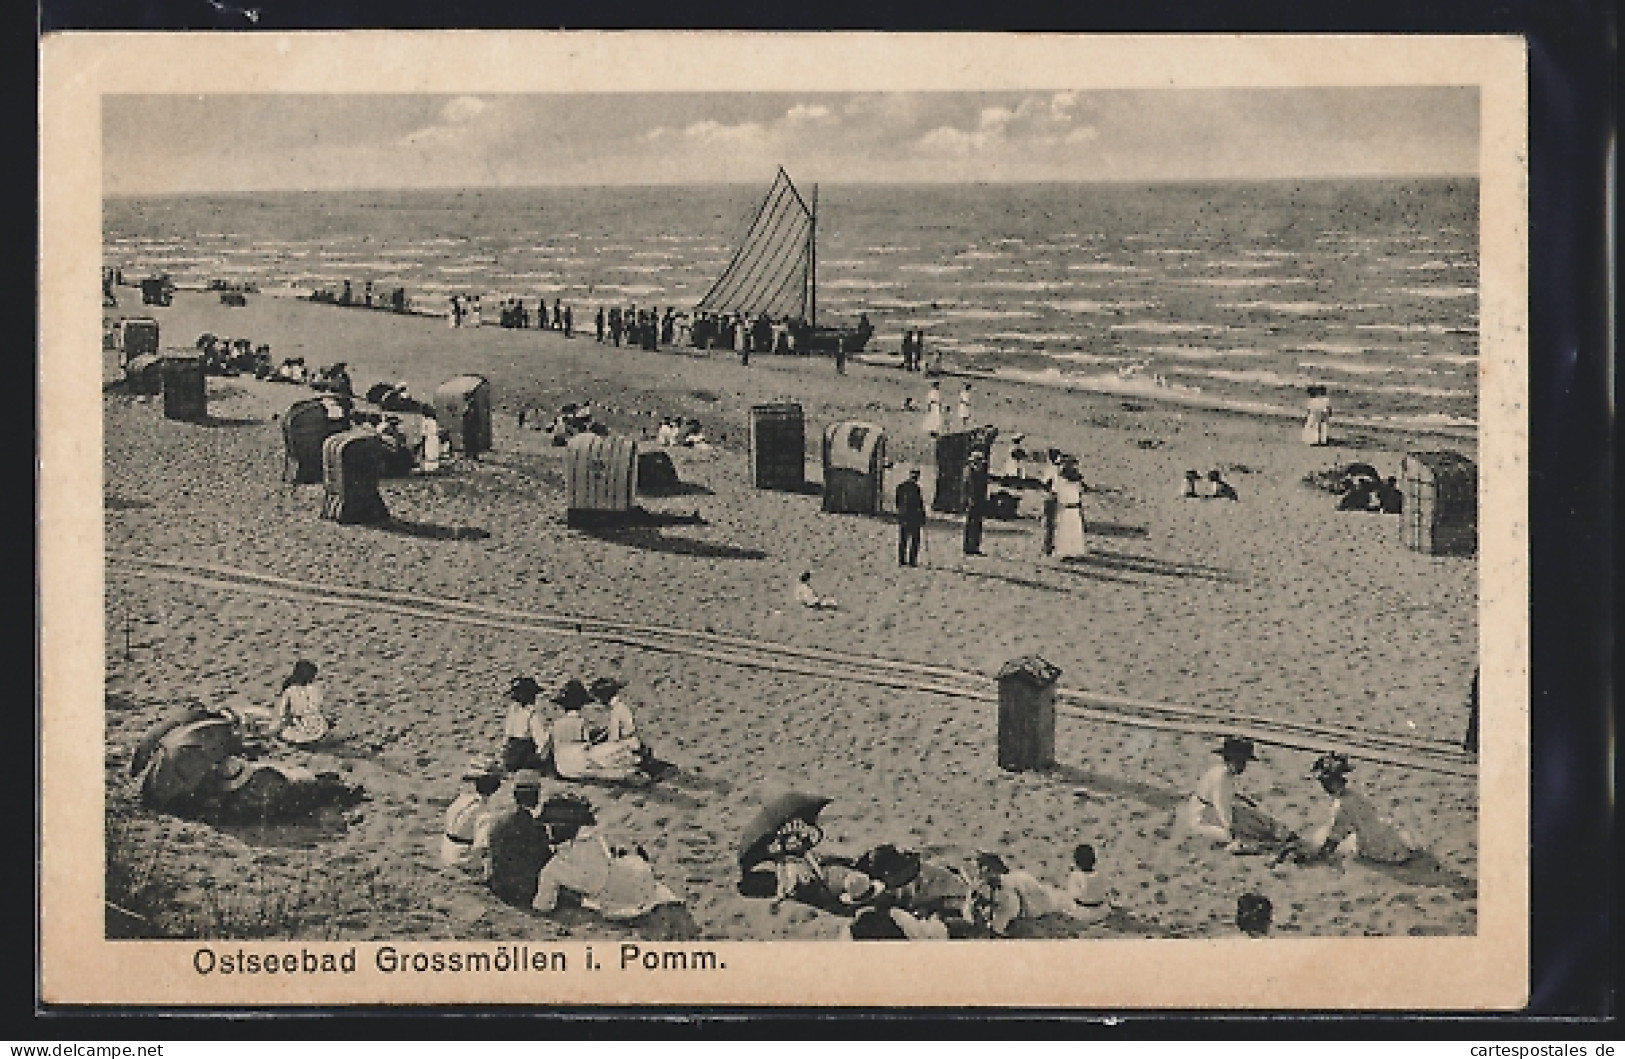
(1064, 843, 1112, 925)
(1204, 469, 1239, 501)
(270, 659, 329, 746)
(794, 571, 838, 610)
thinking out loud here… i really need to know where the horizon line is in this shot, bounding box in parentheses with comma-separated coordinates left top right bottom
(105, 172, 1480, 199)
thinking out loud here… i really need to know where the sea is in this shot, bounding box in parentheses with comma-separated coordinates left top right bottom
(104, 179, 1479, 432)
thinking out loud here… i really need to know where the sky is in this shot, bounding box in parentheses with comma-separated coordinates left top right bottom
(104, 88, 1479, 196)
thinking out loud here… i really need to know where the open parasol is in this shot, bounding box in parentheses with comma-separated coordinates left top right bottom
(738, 791, 831, 869)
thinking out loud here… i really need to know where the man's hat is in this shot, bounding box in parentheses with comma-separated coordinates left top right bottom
(588, 675, 627, 701)
(508, 675, 541, 702)
(1216, 736, 1258, 762)
(511, 769, 545, 790)
(1308, 752, 1353, 780)
(865, 844, 922, 890)
(908, 468, 921, 478)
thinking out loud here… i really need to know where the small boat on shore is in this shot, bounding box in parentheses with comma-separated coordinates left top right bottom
(694, 168, 873, 356)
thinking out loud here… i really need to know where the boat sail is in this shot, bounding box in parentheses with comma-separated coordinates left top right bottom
(694, 168, 872, 354)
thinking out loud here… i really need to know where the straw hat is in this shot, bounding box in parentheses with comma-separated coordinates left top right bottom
(551, 678, 593, 711)
(508, 675, 542, 703)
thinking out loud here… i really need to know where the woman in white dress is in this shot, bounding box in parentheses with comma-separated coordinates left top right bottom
(1048, 462, 1088, 560)
(922, 382, 944, 436)
(550, 679, 641, 783)
(272, 659, 328, 746)
(1302, 384, 1332, 446)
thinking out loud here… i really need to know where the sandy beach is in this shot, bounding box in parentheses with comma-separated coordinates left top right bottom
(103, 290, 1479, 942)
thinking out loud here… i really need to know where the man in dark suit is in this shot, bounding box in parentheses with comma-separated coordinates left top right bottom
(486, 769, 552, 907)
(895, 468, 927, 566)
(961, 451, 989, 556)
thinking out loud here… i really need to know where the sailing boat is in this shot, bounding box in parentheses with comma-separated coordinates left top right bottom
(694, 168, 873, 355)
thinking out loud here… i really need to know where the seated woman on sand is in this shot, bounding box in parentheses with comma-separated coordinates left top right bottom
(846, 847, 953, 940)
(530, 793, 686, 921)
(1285, 753, 1422, 866)
(1180, 737, 1293, 853)
(270, 659, 329, 746)
(499, 676, 553, 774)
(550, 679, 645, 784)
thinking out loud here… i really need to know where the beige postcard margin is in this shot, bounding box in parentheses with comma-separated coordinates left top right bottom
(39, 32, 1529, 1009)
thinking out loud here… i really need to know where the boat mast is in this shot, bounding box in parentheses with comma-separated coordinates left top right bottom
(807, 183, 818, 327)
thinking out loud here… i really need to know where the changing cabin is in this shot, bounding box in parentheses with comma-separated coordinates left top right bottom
(932, 427, 999, 514)
(159, 355, 208, 422)
(748, 403, 805, 491)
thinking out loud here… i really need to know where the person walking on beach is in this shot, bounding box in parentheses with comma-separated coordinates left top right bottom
(958, 384, 973, 430)
(922, 381, 943, 436)
(835, 341, 848, 376)
(552, 299, 563, 331)
(961, 451, 989, 557)
(1302, 384, 1332, 446)
(609, 307, 622, 346)
(900, 331, 914, 371)
(595, 307, 605, 343)
(563, 305, 574, 338)
(895, 468, 927, 567)
(1047, 461, 1087, 560)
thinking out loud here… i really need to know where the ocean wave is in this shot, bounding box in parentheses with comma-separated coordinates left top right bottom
(1048, 352, 1122, 365)
(1109, 321, 1233, 334)
(943, 308, 1043, 320)
(1356, 323, 1477, 335)
(898, 263, 972, 273)
(1395, 286, 1477, 299)
(1410, 353, 1479, 366)
(967, 280, 1073, 292)
(1054, 299, 1157, 314)
(1296, 360, 1410, 376)
(615, 264, 673, 274)
(1129, 345, 1270, 360)
(955, 250, 1008, 260)
(824, 279, 900, 290)
(984, 331, 1090, 345)
(1066, 262, 1141, 273)
(1218, 300, 1381, 314)
(820, 259, 873, 269)
(1186, 276, 1314, 288)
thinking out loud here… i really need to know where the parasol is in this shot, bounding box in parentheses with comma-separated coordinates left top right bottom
(737, 791, 832, 869)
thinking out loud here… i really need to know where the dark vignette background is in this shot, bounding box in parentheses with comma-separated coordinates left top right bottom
(28, 0, 1615, 1035)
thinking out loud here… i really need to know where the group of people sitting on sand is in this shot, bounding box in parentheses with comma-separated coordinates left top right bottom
(654, 417, 710, 449)
(441, 765, 688, 925)
(738, 794, 1115, 939)
(195, 333, 274, 378)
(1180, 468, 1240, 501)
(517, 402, 611, 444)
(1181, 736, 1422, 868)
(498, 674, 670, 786)
(1334, 463, 1405, 514)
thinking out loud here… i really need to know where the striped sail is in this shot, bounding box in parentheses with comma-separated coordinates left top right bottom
(694, 168, 815, 323)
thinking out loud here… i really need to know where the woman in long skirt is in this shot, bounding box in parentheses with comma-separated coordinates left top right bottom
(1048, 462, 1088, 560)
(1302, 385, 1332, 446)
(272, 659, 328, 745)
(922, 381, 943, 436)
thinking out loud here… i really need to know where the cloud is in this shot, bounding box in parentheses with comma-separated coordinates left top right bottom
(916, 92, 1097, 157)
(397, 95, 495, 147)
(679, 119, 769, 144)
(784, 103, 835, 124)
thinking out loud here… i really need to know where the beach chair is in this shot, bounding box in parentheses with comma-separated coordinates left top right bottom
(283, 398, 351, 484)
(320, 429, 390, 525)
(821, 421, 887, 514)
